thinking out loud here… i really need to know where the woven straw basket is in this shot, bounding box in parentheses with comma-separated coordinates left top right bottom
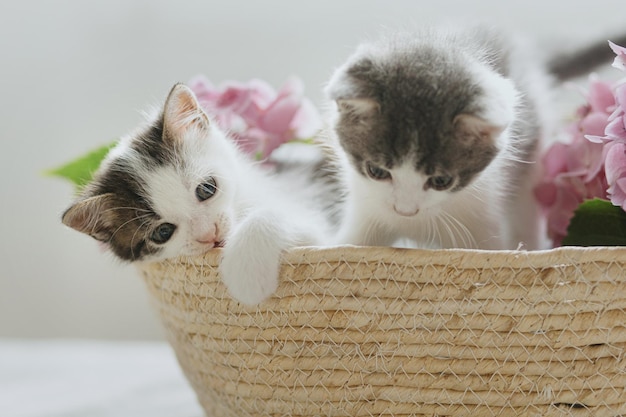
(139, 246, 626, 417)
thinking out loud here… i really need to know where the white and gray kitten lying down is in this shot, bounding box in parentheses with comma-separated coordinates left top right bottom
(63, 25, 618, 305)
(62, 84, 333, 305)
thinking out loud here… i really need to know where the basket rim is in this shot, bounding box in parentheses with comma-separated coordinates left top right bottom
(151, 245, 626, 270)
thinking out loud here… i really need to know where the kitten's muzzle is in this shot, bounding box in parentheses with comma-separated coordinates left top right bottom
(196, 223, 223, 247)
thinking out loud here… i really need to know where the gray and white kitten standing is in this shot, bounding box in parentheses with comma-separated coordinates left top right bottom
(325, 25, 616, 250)
(62, 84, 331, 305)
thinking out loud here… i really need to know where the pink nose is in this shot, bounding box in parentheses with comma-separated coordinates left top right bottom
(393, 205, 419, 217)
(196, 224, 217, 244)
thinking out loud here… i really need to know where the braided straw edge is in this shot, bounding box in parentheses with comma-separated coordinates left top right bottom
(139, 246, 626, 417)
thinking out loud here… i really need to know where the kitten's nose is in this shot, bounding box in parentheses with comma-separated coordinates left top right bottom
(196, 224, 218, 244)
(393, 205, 419, 217)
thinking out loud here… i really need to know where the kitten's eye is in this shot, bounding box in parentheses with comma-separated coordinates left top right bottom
(196, 177, 217, 201)
(428, 175, 454, 190)
(366, 162, 391, 180)
(150, 223, 177, 244)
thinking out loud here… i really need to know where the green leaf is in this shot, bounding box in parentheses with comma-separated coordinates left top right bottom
(562, 198, 626, 246)
(45, 141, 117, 191)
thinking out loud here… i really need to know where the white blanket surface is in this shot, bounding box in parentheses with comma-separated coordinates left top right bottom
(0, 339, 204, 417)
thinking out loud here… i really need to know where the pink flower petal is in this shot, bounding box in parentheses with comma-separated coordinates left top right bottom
(546, 184, 582, 245)
(614, 83, 626, 108)
(541, 142, 569, 178)
(613, 177, 626, 210)
(585, 134, 606, 143)
(604, 141, 626, 210)
(605, 142, 626, 185)
(580, 111, 610, 136)
(585, 141, 608, 181)
(605, 116, 626, 143)
(587, 78, 615, 113)
(188, 75, 221, 108)
(534, 182, 557, 207)
(258, 94, 301, 134)
(247, 79, 277, 109)
(216, 82, 252, 112)
(609, 41, 626, 71)
(565, 135, 604, 178)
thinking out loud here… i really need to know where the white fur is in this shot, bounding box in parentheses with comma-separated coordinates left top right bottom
(165, 130, 326, 305)
(468, 59, 519, 133)
(334, 154, 507, 249)
(135, 86, 330, 305)
(166, 121, 234, 255)
(218, 154, 330, 305)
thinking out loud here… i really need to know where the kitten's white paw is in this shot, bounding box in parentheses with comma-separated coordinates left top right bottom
(218, 212, 286, 305)
(220, 248, 281, 305)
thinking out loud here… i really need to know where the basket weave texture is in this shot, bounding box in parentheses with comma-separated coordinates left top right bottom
(139, 246, 626, 417)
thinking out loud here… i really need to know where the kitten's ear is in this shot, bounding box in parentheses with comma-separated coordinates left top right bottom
(454, 114, 505, 144)
(62, 194, 115, 242)
(346, 58, 375, 78)
(163, 83, 210, 139)
(336, 98, 380, 118)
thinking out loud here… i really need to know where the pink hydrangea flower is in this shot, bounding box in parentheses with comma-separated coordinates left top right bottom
(584, 41, 626, 209)
(535, 41, 626, 246)
(580, 76, 617, 141)
(534, 128, 608, 246)
(188, 75, 321, 160)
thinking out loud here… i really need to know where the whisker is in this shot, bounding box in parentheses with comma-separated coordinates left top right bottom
(466, 184, 487, 204)
(441, 211, 477, 249)
(445, 212, 467, 248)
(191, 172, 228, 181)
(102, 206, 152, 215)
(108, 213, 152, 243)
(437, 212, 455, 247)
(129, 218, 153, 259)
(432, 214, 443, 249)
(500, 152, 536, 165)
(363, 216, 382, 245)
(424, 215, 435, 248)
(437, 212, 457, 248)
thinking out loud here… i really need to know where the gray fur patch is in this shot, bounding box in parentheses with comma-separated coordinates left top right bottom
(327, 28, 510, 188)
(65, 118, 176, 261)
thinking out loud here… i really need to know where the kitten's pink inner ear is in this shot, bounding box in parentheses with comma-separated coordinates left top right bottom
(62, 194, 114, 242)
(163, 84, 210, 137)
(336, 98, 380, 117)
(454, 114, 505, 143)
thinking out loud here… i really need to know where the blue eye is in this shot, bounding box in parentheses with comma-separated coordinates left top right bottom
(196, 177, 217, 201)
(428, 175, 454, 190)
(150, 223, 176, 244)
(366, 162, 391, 180)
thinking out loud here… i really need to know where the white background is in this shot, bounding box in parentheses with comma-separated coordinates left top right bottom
(1, 0, 624, 341)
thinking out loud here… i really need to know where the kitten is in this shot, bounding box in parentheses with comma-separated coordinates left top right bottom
(62, 83, 331, 305)
(324, 25, 617, 250)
